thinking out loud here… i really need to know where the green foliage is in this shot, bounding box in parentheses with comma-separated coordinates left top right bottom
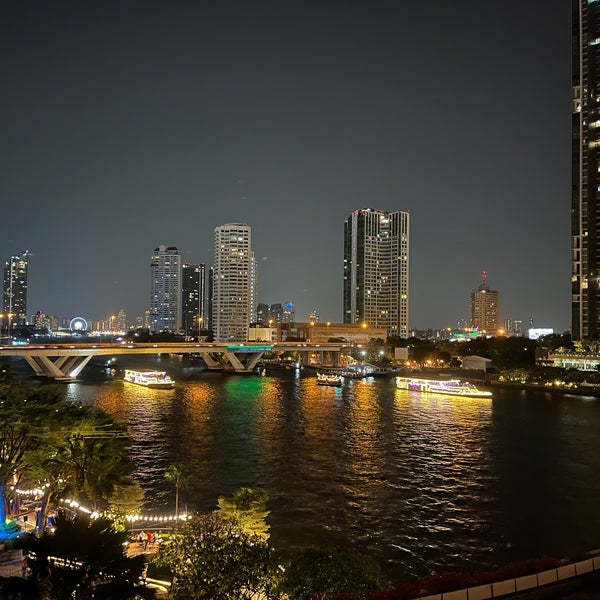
(0, 380, 140, 529)
(274, 546, 387, 600)
(164, 463, 190, 491)
(165, 462, 190, 522)
(217, 487, 270, 539)
(22, 510, 151, 599)
(0, 520, 21, 535)
(155, 511, 272, 600)
(0, 381, 75, 524)
(27, 406, 140, 531)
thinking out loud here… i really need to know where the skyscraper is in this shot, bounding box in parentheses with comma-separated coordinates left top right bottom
(213, 223, 256, 342)
(149, 245, 182, 333)
(469, 271, 500, 333)
(3, 251, 29, 330)
(182, 263, 206, 335)
(343, 208, 410, 338)
(573, 1, 600, 339)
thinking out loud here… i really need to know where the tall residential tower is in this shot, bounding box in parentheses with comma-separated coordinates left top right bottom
(149, 245, 182, 333)
(469, 271, 500, 333)
(213, 223, 257, 342)
(3, 251, 29, 330)
(343, 209, 410, 338)
(182, 263, 206, 335)
(573, 1, 600, 338)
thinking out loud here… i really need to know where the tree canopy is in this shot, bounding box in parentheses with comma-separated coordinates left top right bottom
(217, 487, 270, 539)
(22, 510, 152, 599)
(0, 379, 141, 530)
(0, 381, 76, 526)
(154, 511, 272, 600)
(274, 546, 387, 600)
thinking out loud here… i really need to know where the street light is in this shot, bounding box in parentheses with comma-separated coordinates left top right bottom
(5, 313, 13, 342)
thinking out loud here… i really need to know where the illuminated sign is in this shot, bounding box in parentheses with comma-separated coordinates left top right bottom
(227, 345, 273, 353)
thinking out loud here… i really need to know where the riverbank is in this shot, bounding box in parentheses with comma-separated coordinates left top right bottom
(488, 380, 600, 398)
(403, 367, 600, 398)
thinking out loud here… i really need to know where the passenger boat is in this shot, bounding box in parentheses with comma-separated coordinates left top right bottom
(317, 372, 343, 386)
(396, 376, 492, 398)
(123, 369, 174, 389)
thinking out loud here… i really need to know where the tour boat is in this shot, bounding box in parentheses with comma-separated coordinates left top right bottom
(396, 376, 492, 398)
(123, 369, 175, 389)
(317, 372, 343, 386)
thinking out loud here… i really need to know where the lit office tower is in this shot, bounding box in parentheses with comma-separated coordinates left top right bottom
(207, 266, 214, 333)
(213, 223, 256, 342)
(573, 1, 600, 339)
(343, 209, 410, 338)
(149, 245, 182, 333)
(182, 263, 206, 335)
(3, 251, 29, 328)
(469, 271, 500, 333)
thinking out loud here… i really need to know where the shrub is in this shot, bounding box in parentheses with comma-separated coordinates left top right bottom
(368, 581, 420, 599)
(420, 571, 475, 594)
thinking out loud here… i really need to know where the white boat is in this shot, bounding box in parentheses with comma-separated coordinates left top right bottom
(317, 372, 343, 386)
(396, 376, 492, 398)
(123, 369, 174, 389)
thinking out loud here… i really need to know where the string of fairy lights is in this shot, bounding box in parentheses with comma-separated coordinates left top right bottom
(11, 485, 189, 524)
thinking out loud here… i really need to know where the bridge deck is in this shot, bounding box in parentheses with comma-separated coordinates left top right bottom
(0, 342, 348, 379)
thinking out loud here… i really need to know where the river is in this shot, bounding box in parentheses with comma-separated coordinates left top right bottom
(8, 354, 600, 582)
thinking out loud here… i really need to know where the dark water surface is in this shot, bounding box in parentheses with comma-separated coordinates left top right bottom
(11, 354, 600, 581)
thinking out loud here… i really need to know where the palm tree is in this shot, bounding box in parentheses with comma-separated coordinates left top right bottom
(29, 417, 140, 530)
(23, 510, 153, 599)
(165, 463, 190, 524)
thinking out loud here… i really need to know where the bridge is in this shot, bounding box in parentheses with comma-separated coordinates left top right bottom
(0, 341, 349, 380)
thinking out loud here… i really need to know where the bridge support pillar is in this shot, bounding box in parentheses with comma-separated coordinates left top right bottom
(22, 355, 94, 380)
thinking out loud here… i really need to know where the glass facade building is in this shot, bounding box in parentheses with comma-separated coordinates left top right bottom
(150, 245, 182, 333)
(343, 209, 410, 338)
(573, 0, 600, 338)
(182, 263, 206, 335)
(3, 251, 29, 328)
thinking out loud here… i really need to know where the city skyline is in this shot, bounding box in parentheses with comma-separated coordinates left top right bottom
(1, 1, 570, 331)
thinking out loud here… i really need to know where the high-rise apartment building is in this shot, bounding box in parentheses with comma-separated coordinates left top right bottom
(343, 209, 410, 338)
(469, 271, 500, 333)
(257, 303, 284, 326)
(149, 245, 182, 333)
(3, 251, 29, 329)
(207, 267, 214, 333)
(573, 1, 600, 339)
(213, 224, 256, 342)
(116, 309, 127, 331)
(182, 263, 206, 334)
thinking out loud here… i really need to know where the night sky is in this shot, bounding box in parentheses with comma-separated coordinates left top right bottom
(1, 1, 570, 331)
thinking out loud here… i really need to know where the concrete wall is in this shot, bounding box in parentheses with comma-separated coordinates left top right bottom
(415, 554, 600, 600)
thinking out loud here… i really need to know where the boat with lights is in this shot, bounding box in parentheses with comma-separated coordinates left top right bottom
(123, 369, 174, 389)
(396, 376, 492, 398)
(317, 372, 343, 386)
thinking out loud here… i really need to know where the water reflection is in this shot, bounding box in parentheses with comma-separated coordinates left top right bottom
(32, 356, 600, 581)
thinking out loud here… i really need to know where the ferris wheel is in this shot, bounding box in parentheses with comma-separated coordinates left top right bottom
(69, 317, 88, 332)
